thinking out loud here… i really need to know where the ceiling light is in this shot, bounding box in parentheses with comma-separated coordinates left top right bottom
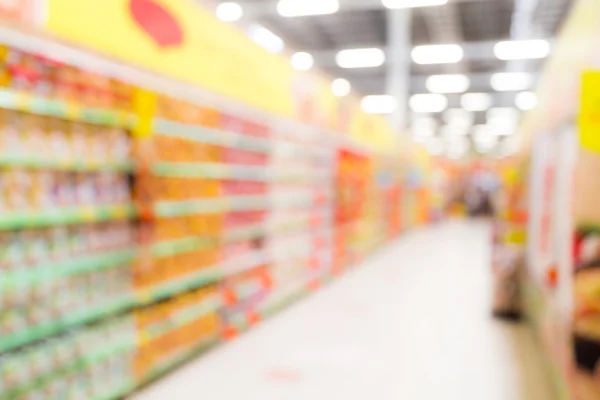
(426, 74, 470, 94)
(412, 117, 437, 142)
(412, 129, 435, 143)
(494, 40, 550, 60)
(500, 136, 521, 157)
(443, 109, 474, 127)
(217, 2, 243, 22)
(291, 52, 314, 71)
(248, 24, 285, 53)
(331, 78, 351, 97)
(446, 136, 470, 159)
(361, 95, 398, 114)
(473, 125, 499, 153)
(440, 124, 469, 137)
(425, 136, 444, 156)
(413, 116, 438, 131)
(487, 107, 519, 125)
(515, 91, 538, 110)
(483, 109, 519, 136)
(277, 0, 339, 17)
(409, 94, 448, 113)
(383, 0, 448, 9)
(491, 73, 534, 91)
(336, 48, 385, 69)
(461, 93, 493, 111)
(473, 125, 495, 141)
(411, 44, 463, 65)
(487, 107, 518, 119)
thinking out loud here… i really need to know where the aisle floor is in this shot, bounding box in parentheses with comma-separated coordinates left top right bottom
(132, 220, 555, 400)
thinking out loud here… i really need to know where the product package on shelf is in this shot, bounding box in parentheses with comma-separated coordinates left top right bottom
(334, 149, 370, 270)
(0, 41, 139, 400)
(133, 285, 221, 380)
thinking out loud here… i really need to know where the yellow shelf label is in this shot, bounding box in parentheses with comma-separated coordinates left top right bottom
(111, 206, 128, 219)
(65, 103, 79, 119)
(138, 331, 151, 346)
(137, 290, 152, 304)
(80, 207, 96, 222)
(14, 92, 30, 109)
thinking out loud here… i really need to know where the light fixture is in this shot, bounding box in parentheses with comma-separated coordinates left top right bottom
(277, 0, 339, 17)
(425, 136, 444, 156)
(483, 109, 519, 136)
(473, 125, 499, 153)
(440, 124, 469, 137)
(494, 40, 550, 60)
(500, 136, 521, 157)
(383, 0, 448, 9)
(426, 74, 470, 94)
(331, 78, 351, 97)
(412, 116, 437, 142)
(248, 24, 285, 53)
(291, 52, 314, 71)
(515, 91, 538, 110)
(487, 107, 519, 121)
(461, 93, 493, 111)
(409, 94, 448, 113)
(361, 95, 398, 114)
(445, 135, 470, 159)
(336, 48, 385, 69)
(412, 116, 438, 131)
(216, 2, 243, 22)
(443, 109, 474, 127)
(411, 44, 463, 65)
(491, 73, 534, 91)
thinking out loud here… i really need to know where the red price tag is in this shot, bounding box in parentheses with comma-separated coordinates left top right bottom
(222, 325, 238, 341)
(247, 311, 260, 326)
(223, 288, 237, 306)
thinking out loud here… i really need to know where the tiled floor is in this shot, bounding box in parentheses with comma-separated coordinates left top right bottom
(132, 220, 556, 400)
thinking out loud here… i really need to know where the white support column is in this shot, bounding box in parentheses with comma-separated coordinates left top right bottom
(386, 8, 412, 134)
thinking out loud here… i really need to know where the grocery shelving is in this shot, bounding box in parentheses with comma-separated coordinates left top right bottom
(0, 154, 134, 172)
(0, 23, 410, 400)
(0, 205, 136, 231)
(0, 248, 136, 289)
(0, 88, 135, 127)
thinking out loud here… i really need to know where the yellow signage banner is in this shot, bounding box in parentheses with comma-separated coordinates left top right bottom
(579, 71, 600, 153)
(47, 0, 295, 116)
(45, 0, 399, 153)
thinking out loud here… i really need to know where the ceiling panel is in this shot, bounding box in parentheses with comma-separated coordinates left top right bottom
(411, 11, 431, 45)
(459, 0, 514, 42)
(533, 0, 574, 36)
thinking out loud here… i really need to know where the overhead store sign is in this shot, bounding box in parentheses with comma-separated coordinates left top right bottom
(46, 0, 296, 117)
(44, 0, 397, 153)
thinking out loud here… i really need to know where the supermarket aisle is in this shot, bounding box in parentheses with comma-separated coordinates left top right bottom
(132, 221, 554, 400)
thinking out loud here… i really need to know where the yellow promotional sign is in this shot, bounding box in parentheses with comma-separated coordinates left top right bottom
(521, 0, 600, 142)
(47, 0, 295, 116)
(45, 0, 399, 153)
(579, 71, 600, 153)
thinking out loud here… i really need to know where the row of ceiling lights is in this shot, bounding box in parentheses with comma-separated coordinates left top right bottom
(413, 108, 523, 158)
(216, 2, 547, 115)
(215, 0, 542, 158)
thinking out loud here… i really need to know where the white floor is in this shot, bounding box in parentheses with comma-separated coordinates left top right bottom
(132, 220, 555, 400)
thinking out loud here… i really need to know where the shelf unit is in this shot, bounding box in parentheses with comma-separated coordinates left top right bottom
(0, 24, 412, 400)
